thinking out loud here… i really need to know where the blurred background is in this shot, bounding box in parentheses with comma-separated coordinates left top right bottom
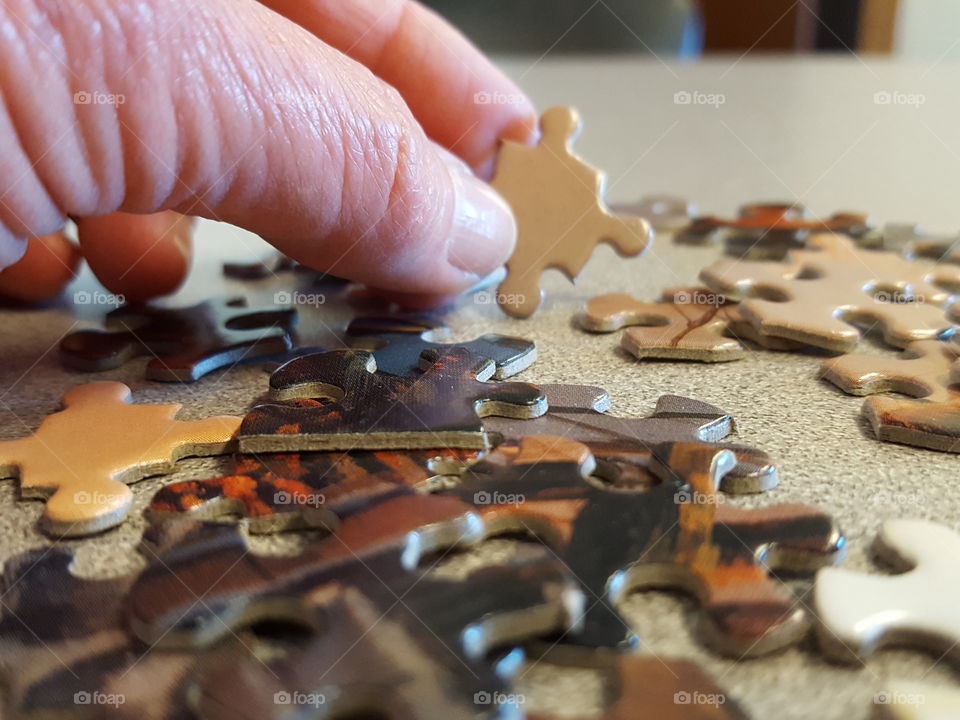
(422, 0, 952, 58)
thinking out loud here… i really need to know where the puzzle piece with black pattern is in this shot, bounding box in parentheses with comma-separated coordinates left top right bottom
(238, 348, 547, 452)
(347, 314, 537, 377)
(441, 436, 844, 655)
(189, 541, 580, 720)
(59, 296, 297, 382)
(223, 250, 348, 286)
(485, 384, 778, 494)
(148, 447, 479, 533)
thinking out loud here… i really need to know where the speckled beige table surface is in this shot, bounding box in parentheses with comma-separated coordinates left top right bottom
(2, 57, 960, 719)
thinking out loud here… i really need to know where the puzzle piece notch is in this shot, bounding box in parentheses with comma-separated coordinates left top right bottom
(815, 519, 960, 664)
(444, 436, 842, 655)
(0, 382, 240, 536)
(580, 288, 802, 362)
(526, 647, 750, 720)
(821, 339, 960, 452)
(59, 296, 297, 382)
(701, 233, 958, 351)
(346, 314, 537, 378)
(492, 106, 651, 318)
(238, 348, 547, 452)
(484, 384, 780, 494)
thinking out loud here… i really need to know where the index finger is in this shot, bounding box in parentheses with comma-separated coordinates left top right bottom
(257, 0, 536, 176)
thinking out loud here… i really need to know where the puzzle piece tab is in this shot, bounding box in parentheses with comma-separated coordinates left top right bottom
(484, 384, 779, 494)
(239, 347, 547, 452)
(347, 314, 536, 377)
(701, 233, 958, 351)
(815, 519, 960, 663)
(821, 339, 960, 452)
(0, 382, 240, 536)
(491, 106, 651, 318)
(580, 288, 801, 362)
(443, 436, 843, 654)
(60, 296, 297, 382)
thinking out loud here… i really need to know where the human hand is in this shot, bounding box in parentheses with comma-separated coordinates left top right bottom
(0, 0, 535, 303)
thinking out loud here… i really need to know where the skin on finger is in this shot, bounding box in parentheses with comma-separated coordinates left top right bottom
(0, 0, 516, 296)
(0, 232, 81, 302)
(75, 212, 193, 302)
(256, 0, 537, 176)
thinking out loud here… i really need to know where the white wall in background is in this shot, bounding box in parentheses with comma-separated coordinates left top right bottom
(895, 0, 960, 58)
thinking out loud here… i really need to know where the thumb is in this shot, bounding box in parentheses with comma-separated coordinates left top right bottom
(0, 0, 516, 294)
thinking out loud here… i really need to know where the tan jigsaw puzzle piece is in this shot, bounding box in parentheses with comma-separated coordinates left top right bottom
(700, 233, 958, 351)
(492, 106, 651, 318)
(0, 382, 241, 536)
(821, 339, 960, 452)
(580, 288, 802, 362)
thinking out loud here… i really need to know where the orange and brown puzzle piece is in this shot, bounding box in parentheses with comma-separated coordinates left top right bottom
(700, 233, 959, 351)
(821, 339, 960, 452)
(491, 106, 651, 318)
(0, 382, 241, 536)
(580, 287, 803, 362)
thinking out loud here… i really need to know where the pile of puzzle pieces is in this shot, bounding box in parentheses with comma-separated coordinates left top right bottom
(2, 106, 959, 720)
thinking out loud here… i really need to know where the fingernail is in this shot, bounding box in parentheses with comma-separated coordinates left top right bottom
(442, 152, 516, 278)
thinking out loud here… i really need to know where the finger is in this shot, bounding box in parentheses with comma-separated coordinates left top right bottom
(256, 0, 537, 176)
(0, 0, 516, 295)
(76, 212, 193, 302)
(0, 231, 81, 302)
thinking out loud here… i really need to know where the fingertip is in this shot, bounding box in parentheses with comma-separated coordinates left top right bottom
(76, 212, 193, 302)
(0, 232, 81, 302)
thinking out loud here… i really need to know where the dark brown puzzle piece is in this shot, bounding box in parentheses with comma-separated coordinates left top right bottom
(59, 296, 297, 382)
(347, 314, 537, 377)
(223, 250, 348, 285)
(440, 436, 843, 655)
(239, 347, 547, 452)
(526, 647, 749, 720)
(484, 384, 779, 494)
(0, 520, 581, 720)
(148, 447, 479, 532)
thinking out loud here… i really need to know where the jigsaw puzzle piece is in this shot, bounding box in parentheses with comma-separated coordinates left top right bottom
(701, 233, 956, 351)
(526, 647, 749, 720)
(443, 436, 842, 654)
(238, 348, 547, 452)
(821, 339, 960, 451)
(190, 544, 580, 720)
(492, 106, 650, 318)
(816, 519, 960, 663)
(59, 296, 297, 381)
(223, 250, 349, 285)
(346, 314, 536, 377)
(148, 448, 479, 532)
(0, 382, 240, 536)
(484, 385, 779, 494)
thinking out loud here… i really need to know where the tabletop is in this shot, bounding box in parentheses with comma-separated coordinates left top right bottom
(1, 56, 959, 720)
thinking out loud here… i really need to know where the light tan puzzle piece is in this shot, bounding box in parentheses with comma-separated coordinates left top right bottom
(700, 233, 959, 351)
(0, 382, 241, 536)
(580, 288, 802, 362)
(821, 339, 960, 452)
(492, 106, 651, 318)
